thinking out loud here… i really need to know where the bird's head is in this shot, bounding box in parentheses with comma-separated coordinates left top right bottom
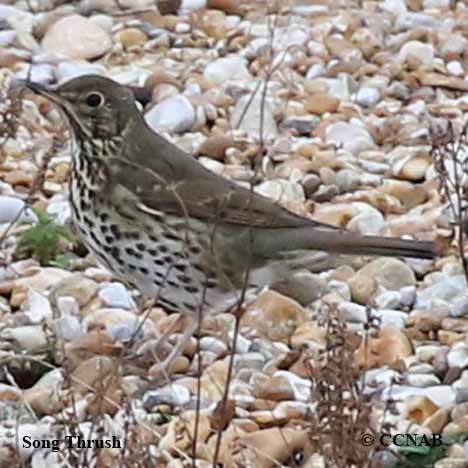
(27, 75, 148, 139)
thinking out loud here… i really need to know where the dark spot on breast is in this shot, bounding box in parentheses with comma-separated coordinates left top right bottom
(125, 232, 140, 240)
(99, 213, 109, 222)
(182, 301, 195, 311)
(189, 245, 201, 255)
(184, 285, 199, 294)
(163, 232, 180, 242)
(158, 296, 179, 312)
(177, 274, 191, 284)
(159, 245, 168, 254)
(148, 248, 158, 256)
(89, 230, 100, 244)
(83, 215, 95, 228)
(125, 247, 143, 259)
(139, 266, 149, 274)
(135, 242, 146, 252)
(174, 264, 186, 272)
(110, 225, 121, 240)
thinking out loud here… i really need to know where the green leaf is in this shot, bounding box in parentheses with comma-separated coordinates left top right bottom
(16, 208, 73, 266)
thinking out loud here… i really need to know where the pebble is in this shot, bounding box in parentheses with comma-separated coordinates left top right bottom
(397, 41, 435, 66)
(348, 258, 416, 304)
(145, 95, 195, 133)
(355, 87, 380, 107)
(53, 315, 82, 341)
(0, 325, 48, 352)
(375, 290, 402, 310)
(204, 56, 251, 84)
(0, 196, 36, 224)
(98, 282, 136, 309)
(230, 94, 278, 139)
(447, 344, 468, 370)
(23, 289, 52, 323)
(325, 120, 374, 155)
(272, 270, 328, 305)
(143, 384, 191, 408)
(244, 291, 306, 342)
(55, 61, 107, 83)
(450, 296, 468, 318)
(50, 274, 98, 307)
(337, 301, 367, 323)
(41, 14, 112, 60)
(417, 276, 467, 310)
(255, 179, 305, 204)
(199, 336, 228, 357)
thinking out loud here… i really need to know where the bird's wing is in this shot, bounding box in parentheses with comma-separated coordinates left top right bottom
(109, 129, 340, 231)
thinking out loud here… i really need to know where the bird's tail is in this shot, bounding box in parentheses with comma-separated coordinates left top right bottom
(253, 227, 437, 260)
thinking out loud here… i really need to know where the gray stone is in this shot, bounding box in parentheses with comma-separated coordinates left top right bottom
(405, 373, 440, 387)
(450, 296, 468, 318)
(50, 274, 99, 307)
(373, 309, 407, 329)
(204, 56, 251, 84)
(280, 116, 319, 135)
(144, 384, 191, 408)
(335, 169, 360, 192)
(355, 87, 380, 107)
(145, 95, 195, 134)
(0, 196, 36, 224)
(98, 282, 135, 309)
(382, 385, 455, 407)
(337, 302, 367, 323)
(231, 94, 278, 140)
(448, 344, 468, 370)
(397, 41, 434, 66)
(416, 275, 467, 309)
(0, 30, 15, 47)
(272, 271, 328, 305)
(15, 64, 55, 85)
(234, 352, 266, 372)
(325, 120, 374, 155)
(56, 61, 106, 83)
(54, 316, 82, 341)
(200, 336, 228, 357)
(375, 291, 402, 310)
(400, 286, 416, 308)
(255, 179, 305, 204)
(395, 12, 441, 31)
(302, 174, 321, 197)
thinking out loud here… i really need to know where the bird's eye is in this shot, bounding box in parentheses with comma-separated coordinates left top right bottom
(85, 92, 104, 108)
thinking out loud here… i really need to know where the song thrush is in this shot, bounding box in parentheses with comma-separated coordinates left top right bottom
(26, 75, 436, 371)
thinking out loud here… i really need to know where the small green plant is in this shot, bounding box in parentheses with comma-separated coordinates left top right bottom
(397, 432, 468, 468)
(16, 208, 73, 266)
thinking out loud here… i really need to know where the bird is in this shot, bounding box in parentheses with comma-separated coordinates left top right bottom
(25, 75, 437, 373)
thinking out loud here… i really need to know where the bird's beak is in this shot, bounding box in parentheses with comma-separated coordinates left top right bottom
(13, 79, 67, 107)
